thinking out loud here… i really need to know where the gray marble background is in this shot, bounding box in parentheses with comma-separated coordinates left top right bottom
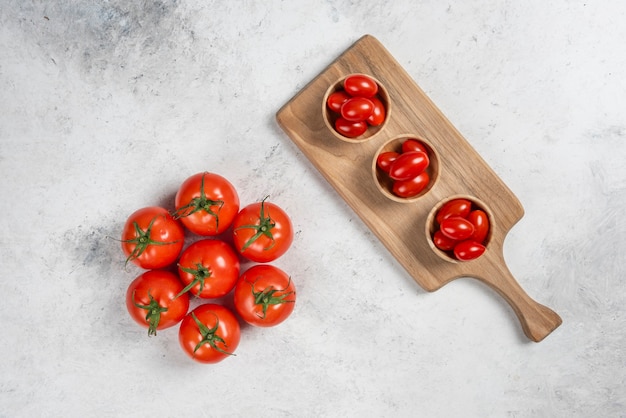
(1, 1, 625, 417)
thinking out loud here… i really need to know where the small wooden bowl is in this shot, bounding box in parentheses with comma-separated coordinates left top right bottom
(425, 195, 494, 263)
(372, 135, 440, 203)
(322, 74, 390, 143)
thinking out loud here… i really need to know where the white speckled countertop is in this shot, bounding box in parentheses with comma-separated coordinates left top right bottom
(1, 1, 625, 417)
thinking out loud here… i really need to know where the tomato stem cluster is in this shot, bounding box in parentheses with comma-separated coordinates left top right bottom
(175, 262, 213, 299)
(132, 290, 169, 337)
(191, 312, 234, 356)
(235, 196, 276, 252)
(248, 278, 295, 319)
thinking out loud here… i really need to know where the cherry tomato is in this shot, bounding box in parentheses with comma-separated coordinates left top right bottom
(392, 171, 430, 198)
(173, 172, 240, 236)
(343, 74, 378, 97)
(432, 230, 457, 252)
(176, 239, 240, 299)
(232, 197, 293, 263)
(388, 151, 429, 181)
(340, 97, 374, 122)
(435, 199, 472, 224)
(334, 117, 368, 138)
(121, 207, 185, 269)
(468, 210, 490, 243)
(126, 270, 189, 336)
(401, 139, 428, 154)
(366, 96, 386, 126)
(233, 265, 296, 327)
(454, 240, 486, 261)
(440, 216, 475, 241)
(326, 91, 351, 113)
(376, 151, 399, 173)
(178, 304, 241, 364)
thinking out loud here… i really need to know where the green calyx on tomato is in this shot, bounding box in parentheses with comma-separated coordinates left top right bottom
(172, 173, 224, 233)
(131, 290, 168, 336)
(122, 216, 180, 267)
(247, 278, 295, 319)
(175, 262, 213, 299)
(234, 196, 276, 252)
(191, 312, 234, 356)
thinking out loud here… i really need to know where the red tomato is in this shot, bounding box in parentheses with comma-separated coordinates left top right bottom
(173, 172, 240, 236)
(467, 210, 490, 243)
(454, 240, 486, 261)
(126, 270, 189, 336)
(233, 265, 296, 327)
(334, 117, 368, 138)
(435, 199, 472, 224)
(340, 97, 374, 122)
(366, 96, 386, 126)
(440, 216, 475, 241)
(376, 151, 399, 173)
(401, 139, 428, 154)
(232, 197, 293, 263)
(432, 230, 457, 252)
(388, 151, 429, 181)
(121, 207, 185, 269)
(176, 239, 240, 299)
(392, 171, 430, 198)
(178, 304, 241, 364)
(343, 74, 378, 97)
(327, 91, 351, 113)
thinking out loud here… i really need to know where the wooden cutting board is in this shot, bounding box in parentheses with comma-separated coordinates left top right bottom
(276, 35, 561, 342)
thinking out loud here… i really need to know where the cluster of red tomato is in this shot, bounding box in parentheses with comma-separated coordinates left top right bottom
(120, 172, 296, 363)
(326, 73, 386, 138)
(376, 138, 431, 198)
(431, 198, 490, 261)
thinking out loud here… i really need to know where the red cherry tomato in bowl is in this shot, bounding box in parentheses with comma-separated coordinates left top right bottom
(340, 97, 374, 122)
(121, 207, 185, 269)
(440, 216, 475, 241)
(326, 91, 351, 113)
(366, 96, 386, 126)
(334, 118, 368, 138)
(388, 151, 429, 181)
(454, 240, 486, 261)
(232, 197, 293, 263)
(376, 151, 399, 173)
(233, 265, 296, 327)
(401, 139, 428, 154)
(343, 74, 378, 97)
(392, 171, 430, 198)
(435, 199, 472, 224)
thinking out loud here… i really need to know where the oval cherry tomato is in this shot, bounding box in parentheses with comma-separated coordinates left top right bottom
(340, 97, 374, 122)
(343, 74, 378, 97)
(232, 197, 293, 263)
(176, 239, 240, 299)
(126, 270, 189, 336)
(467, 210, 490, 243)
(334, 117, 367, 138)
(435, 199, 472, 224)
(366, 96, 386, 126)
(454, 240, 486, 261)
(392, 171, 430, 198)
(178, 304, 241, 364)
(121, 207, 185, 269)
(401, 139, 428, 154)
(440, 216, 475, 241)
(326, 91, 351, 113)
(173, 172, 240, 236)
(233, 265, 296, 327)
(388, 151, 429, 181)
(376, 151, 399, 173)
(432, 230, 457, 252)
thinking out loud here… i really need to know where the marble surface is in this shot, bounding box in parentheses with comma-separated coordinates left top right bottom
(1, 1, 625, 417)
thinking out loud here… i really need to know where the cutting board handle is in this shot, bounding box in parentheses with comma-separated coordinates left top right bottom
(478, 261, 562, 342)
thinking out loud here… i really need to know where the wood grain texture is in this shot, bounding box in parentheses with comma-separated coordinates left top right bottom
(276, 35, 561, 342)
